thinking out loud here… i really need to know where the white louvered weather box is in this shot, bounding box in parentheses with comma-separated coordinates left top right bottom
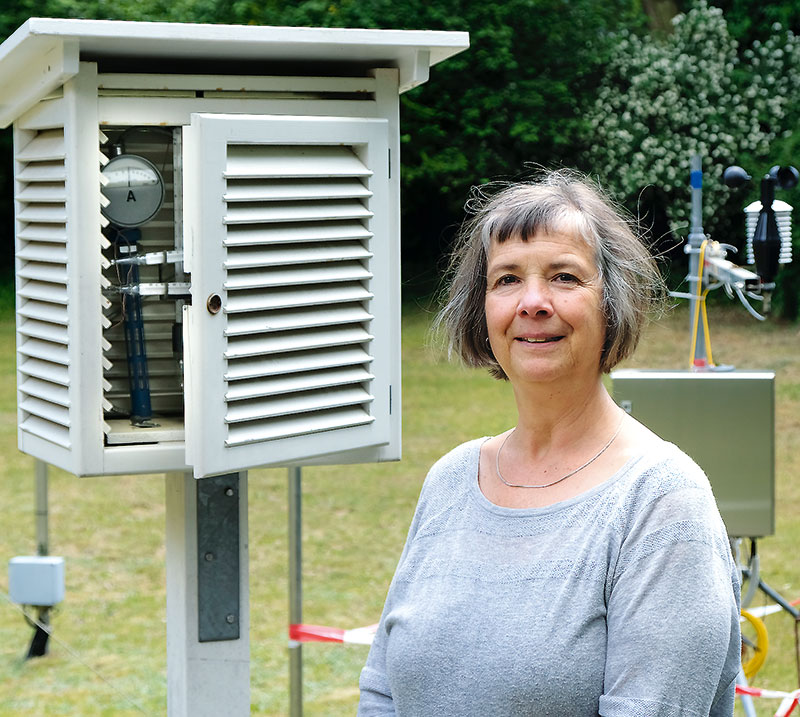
(0, 18, 470, 479)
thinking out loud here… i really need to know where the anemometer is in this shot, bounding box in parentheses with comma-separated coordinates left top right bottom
(676, 155, 795, 369)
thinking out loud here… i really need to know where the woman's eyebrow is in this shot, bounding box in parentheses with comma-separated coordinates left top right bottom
(488, 258, 589, 275)
(549, 259, 587, 272)
(487, 261, 522, 275)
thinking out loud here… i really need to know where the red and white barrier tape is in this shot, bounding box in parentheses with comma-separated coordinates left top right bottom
(289, 623, 377, 646)
(743, 598, 800, 620)
(737, 685, 800, 717)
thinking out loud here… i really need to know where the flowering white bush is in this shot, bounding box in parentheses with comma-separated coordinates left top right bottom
(586, 0, 800, 238)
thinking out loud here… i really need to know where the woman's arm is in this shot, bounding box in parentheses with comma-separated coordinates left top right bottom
(358, 625, 397, 715)
(357, 480, 430, 716)
(600, 484, 741, 716)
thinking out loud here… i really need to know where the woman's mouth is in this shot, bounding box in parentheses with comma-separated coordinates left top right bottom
(516, 336, 563, 344)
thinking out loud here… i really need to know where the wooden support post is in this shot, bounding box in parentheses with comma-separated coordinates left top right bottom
(165, 472, 250, 716)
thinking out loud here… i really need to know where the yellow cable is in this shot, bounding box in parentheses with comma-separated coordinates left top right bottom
(700, 287, 714, 366)
(741, 609, 769, 680)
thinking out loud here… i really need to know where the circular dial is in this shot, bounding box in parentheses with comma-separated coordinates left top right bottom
(101, 154, 165, 228)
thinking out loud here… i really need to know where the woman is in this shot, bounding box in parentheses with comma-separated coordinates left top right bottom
(358, 171, 741, 716)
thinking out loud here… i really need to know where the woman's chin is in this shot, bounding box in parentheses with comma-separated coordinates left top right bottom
(504, 362, 568, 385)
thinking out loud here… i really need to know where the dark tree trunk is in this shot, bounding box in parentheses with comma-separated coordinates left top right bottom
(642, 0, 681, 34)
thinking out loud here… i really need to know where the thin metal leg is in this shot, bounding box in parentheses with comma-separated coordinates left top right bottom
(736, 669, 758, 717)
(288, 467, 303, 717)
(35, 459, 48, 557)
(758, 579, 800, 620)
(28, 460, 51, 658)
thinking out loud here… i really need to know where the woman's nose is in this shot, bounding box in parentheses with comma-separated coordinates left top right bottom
(517, 279, 553, 317)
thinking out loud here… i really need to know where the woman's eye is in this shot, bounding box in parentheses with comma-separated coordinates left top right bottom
(554, 273, 579, 284)
(497, 274, 518, 286)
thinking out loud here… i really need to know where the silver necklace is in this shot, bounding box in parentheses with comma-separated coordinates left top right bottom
(494, 415, 625, 489)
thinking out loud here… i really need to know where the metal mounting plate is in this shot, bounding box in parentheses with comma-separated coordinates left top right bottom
(197, 473, 240, 642)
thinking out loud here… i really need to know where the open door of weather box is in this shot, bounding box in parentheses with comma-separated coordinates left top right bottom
(0, 18, 469, 478)
(611, 369, 774, 538)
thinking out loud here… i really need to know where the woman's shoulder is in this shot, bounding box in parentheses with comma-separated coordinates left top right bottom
(421, 437, 486, 492)
(401, 438, 487, 536)
(613, 431, 730, 544)
(618, 417, 712, 494)
(430, 437, 485, 470)
(634, 437, 714, 496)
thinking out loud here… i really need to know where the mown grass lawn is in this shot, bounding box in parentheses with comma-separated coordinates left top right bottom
(0, 301, 797, 715)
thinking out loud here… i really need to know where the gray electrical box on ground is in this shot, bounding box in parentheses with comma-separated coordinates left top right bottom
(611, 369, 775, 538)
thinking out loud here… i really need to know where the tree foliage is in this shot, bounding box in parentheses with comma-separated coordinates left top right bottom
(0, 0, 641, 293)
(589, 3, 762, 232)
(585, 1, 800, 316)
(2, 1, 800, 309)
(711, 0, 800, 46)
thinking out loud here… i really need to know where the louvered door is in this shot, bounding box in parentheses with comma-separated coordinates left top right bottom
(15, 126, 72, 450)
(183, 114, 396, 478)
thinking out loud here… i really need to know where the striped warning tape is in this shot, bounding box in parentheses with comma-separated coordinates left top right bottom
(289, 623, 377, 645)
(736, 685, 800, 717)
(743, 598, 800, 620)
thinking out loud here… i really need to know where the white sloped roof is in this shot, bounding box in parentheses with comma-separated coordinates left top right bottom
(0, 17, 469, 126)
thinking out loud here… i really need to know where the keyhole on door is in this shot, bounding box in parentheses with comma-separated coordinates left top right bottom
(207, 294, 222, 315)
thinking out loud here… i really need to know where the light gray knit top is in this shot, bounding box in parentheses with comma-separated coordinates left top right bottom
(358, 437, 741, 716)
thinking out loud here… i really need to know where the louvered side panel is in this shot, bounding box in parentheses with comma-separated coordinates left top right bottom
(17, 162, 67, 183)
(16, 129, 67, 162)
(17, 224, 68, 243)
(16, 183, 67, 204)
(15, 125, 72, 450)
(16, 242, 68, 264)
(20, 377, 70, 407)
(18, 357, 69, 386)
(221, 142, 379, 449)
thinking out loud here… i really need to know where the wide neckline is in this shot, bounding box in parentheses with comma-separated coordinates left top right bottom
(469, 437, 648, 517)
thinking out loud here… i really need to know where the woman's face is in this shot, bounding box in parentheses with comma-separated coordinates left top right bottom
(484, 231, 605, 388)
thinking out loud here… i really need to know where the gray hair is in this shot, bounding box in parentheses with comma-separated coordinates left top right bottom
(435, 169, 665, 378)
